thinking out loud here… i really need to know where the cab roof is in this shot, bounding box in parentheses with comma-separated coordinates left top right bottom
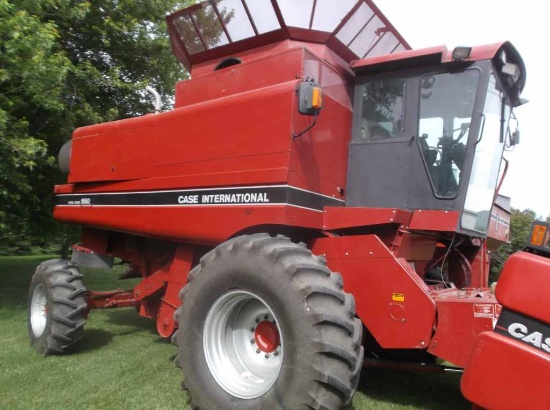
(350, 41, 527, 105)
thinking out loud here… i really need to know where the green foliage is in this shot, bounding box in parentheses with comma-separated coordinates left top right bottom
(0, 0, 189, 254)
(490, 208, 539, 281)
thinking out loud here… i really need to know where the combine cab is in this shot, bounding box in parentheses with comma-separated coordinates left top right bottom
(28, 1, 530, 408)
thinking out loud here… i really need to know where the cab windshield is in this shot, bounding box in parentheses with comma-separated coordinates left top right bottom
(461, 74, 510, 233)
(417, 70, 480, 198)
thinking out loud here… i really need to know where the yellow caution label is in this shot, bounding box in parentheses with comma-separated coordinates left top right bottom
(392, 293, 405, 302)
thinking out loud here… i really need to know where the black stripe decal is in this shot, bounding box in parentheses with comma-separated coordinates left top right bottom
(56, 185, 345, 212)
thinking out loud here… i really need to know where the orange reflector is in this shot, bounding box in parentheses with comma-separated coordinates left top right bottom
(312, 87, 323, 109)
(531, 224, 547, 246)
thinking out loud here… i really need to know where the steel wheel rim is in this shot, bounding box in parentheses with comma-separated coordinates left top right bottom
(203, 290, 283, 399)
(31, 284, 48, 337)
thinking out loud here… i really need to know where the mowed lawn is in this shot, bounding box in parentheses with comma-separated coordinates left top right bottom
(0, 256, 469, 409)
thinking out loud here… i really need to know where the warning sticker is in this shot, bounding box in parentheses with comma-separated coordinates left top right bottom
(392, 293, 405, 302)
(473, 304, 495, 318)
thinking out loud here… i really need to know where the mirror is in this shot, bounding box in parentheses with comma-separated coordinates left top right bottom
(298, 81, 323, 116)
(507, 112, 520, 146)
(511, 129, 520, 146)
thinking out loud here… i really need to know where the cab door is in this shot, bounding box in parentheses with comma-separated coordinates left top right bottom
(346, 77, 414, 208)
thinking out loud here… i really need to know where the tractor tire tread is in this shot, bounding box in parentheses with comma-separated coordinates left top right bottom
(177, 234, 362, 410)
(28, 259, 87, 356)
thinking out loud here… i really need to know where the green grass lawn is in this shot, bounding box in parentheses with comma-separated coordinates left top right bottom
(0, 256, 469, 409)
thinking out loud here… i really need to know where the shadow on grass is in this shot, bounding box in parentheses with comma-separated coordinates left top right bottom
(74, 329, 113, 354)
(101, 309, 174, 345)
(102, 308, 158, 331)
(355, 367, 469, 409)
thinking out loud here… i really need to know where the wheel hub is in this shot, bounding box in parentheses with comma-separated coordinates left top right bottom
(254, 320, 280, 353)
(203, 290, 284, 399)
(30, 283, 48, 337)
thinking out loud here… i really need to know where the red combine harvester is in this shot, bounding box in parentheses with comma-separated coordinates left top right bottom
(27, 1, 541, 408)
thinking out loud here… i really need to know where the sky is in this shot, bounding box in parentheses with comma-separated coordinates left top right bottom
(374, 0, 550, 217)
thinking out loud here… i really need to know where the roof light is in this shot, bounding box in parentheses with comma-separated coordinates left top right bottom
(452, 46, 472, 61)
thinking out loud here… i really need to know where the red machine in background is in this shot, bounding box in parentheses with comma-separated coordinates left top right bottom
(27, 1, 536, 408)
(461, 252, 550, 409)
(523, 219, 550, 256)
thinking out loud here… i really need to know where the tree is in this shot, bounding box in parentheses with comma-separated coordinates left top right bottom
(0, 0, 190, 254)
(0, 1, 70, 252)
(490, 208, 538, 281)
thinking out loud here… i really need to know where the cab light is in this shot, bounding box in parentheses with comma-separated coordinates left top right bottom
(452, 46, 472, 61)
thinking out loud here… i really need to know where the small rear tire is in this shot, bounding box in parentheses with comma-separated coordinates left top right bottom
(28, 259, 87, 355)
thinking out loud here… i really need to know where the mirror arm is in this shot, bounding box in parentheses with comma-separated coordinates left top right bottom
(499, 99, 506, 143)
(493, 157, 509, 204)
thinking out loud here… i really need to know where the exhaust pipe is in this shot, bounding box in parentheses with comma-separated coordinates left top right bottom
(146, 86, 162, 114)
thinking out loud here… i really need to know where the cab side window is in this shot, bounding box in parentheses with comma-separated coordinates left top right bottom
(359, 79, 405, 140)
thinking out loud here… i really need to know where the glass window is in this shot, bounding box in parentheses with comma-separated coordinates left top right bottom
(349, 16, 385, 58)
(244, 0, 280, 34)
(218, 0, 255, 42)
(277, 0, 314, 29)
(461, 74, 509, 233)
(192, 5, 229, 49)
(173, 14, 205, 54)
(311, 0, 357, 32)
(335, 3, 374, 46)
(278, 0, 357, 31)
(417, 70, 479, 198)
(366, 32, 400, 59)
(359, 78, 405, 140)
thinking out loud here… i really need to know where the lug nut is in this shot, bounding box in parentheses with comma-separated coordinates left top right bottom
(273, 351, 279, 356)
(264, 354, 270, 359)
(256, 348, 261, 354)
(263, 315, 268, 320)
(250, 339, 254, 344)
(255, 318, 260, 323)
(250, 327, 255, 332)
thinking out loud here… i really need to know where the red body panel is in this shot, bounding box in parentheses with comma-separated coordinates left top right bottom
(312, 234, 436, 349)
(461, 332, 550, 410)
(323, 207, 412, 230)
(70, 80, 295, 184)
(486, 204, 511, 250)
(429, 289, 498, 367)
(408, 210, 459, 232)
(56, 205, 322, 245)
(461, 252, 550, 408)
(61, 45, 352, 242)
(496, 252, 550, 323)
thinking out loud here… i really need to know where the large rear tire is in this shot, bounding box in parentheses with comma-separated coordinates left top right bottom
(173, 234, 363, 409)
(28, 259, 87, 355)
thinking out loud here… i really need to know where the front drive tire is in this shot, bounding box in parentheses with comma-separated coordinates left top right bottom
(173, 234, 364, 409)
(28, 259, 87, 355)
